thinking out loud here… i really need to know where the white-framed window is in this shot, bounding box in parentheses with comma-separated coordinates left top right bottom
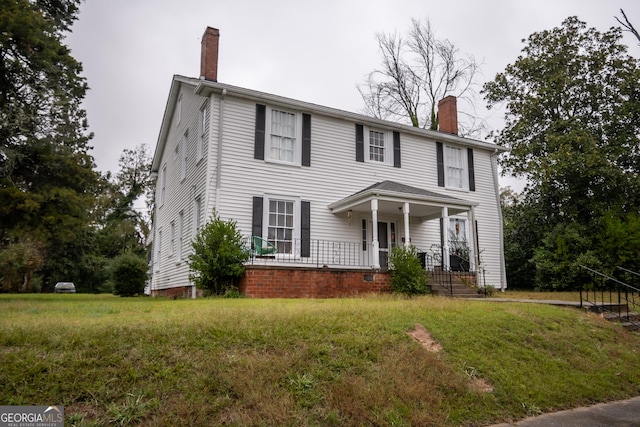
(364, 126, 393, 165)
(177, 211, 183, 261)
(263, 195, 301, 255)
(198, 105, 207, 161)
(369, 130, 385, 162)
(159, 165, 166, 207)
(155, 229, 162, 271)
(169, 221, 175, 256)
(193, 196, 202, 238)
(181, 131, 188, 181)
(176, 95, 182, 125)
(444, 145, 468, 190)
(266, 107, 301, 165)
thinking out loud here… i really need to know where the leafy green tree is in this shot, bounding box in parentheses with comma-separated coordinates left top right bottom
(0, 0, 100, 291)
(532, 222, 601, 291)
(500, 188, 543, 289)
(94, 145, 153, 259)
(111, 252, 148, 297)
(484, 17, 640, 289)
(0, 238, 44, 292)
(188, 213, 248, 295)
(596, 212, 640, 276)
(388, 245, 428, 296)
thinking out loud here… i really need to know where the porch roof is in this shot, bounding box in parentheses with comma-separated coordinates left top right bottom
(328, 180, 478, 220)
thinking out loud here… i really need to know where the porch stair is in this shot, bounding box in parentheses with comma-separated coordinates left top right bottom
(428, 269, 483, 298)
(588, 306, 640, 332)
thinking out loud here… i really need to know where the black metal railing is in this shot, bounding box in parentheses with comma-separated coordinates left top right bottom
(245, 237, 374, 268)
(418, 247, 482, 297)
(243, 237, 486, 297)
(578, 265, 640, 322)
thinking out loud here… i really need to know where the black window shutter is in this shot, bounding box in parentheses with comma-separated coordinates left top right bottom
(467, 148, 475, 191)
(301, 201, 311, 257)
(393, 131, 401, 168)
(252, 196, 263, 238)
(302, 113, 311, 167)
(436, 142, 444, 187)
(254, 104, 266, 160)
(355, 124, 364, 162)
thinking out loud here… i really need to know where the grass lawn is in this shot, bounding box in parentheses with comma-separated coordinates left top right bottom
(1, 294, 639, 426)
(491, 290, 583, 302)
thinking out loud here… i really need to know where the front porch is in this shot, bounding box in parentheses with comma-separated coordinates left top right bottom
(242, 181, 486, 298)
(243, 236, 483, 298)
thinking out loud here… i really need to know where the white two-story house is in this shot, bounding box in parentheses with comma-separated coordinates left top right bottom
(149, 27, 507, 298)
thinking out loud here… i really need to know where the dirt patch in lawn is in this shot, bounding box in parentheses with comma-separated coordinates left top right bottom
(406, 323, 443, 353)
(407, 323, 494, 393)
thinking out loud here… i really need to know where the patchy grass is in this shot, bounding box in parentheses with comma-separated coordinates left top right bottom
(0, 294, 639, 426)
(492, 290, 583, 302)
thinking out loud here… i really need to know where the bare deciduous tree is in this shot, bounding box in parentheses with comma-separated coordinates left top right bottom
(616, 9, 640, 45)
(359, 18, 483, 136)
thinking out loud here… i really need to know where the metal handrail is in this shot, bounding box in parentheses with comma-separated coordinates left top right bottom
(579, 265, 640, 322)
(618, 266, 640, 283)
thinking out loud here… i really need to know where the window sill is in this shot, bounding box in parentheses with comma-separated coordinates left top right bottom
(363, 159, 393, 166)
(445, 186, 469, 193)
(263, 159, 302, 168)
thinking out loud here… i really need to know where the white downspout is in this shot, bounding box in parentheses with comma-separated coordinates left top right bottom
(491, 148, 507, 290)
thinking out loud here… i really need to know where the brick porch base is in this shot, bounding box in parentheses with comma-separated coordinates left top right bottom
(238, 266, 391, 298)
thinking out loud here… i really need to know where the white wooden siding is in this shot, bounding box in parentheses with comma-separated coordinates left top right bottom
(151, 85, 209, 291)
(152, 80, 506, 290)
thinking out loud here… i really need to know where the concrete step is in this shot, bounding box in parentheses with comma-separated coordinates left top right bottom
(602, 312, 640, 323)
(621, 321, 640, 331)
(430, 285, 483, 298)
(584, 303, 629, 313)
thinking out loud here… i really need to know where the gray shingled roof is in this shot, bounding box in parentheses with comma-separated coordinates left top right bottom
(348, 180, 466, 202)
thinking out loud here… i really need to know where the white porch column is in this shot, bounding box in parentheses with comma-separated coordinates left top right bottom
(371, 199, 380, 269)
(442, 207, 449, 270)
(403, 202, 410, 247)
(469, 206, 477, 272)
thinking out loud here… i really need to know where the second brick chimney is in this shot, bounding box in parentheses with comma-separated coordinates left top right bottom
(200, 27, 220, 81)
(437, 96, 458, 135)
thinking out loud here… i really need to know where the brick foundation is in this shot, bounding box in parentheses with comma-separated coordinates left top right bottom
(152, 285, 200, 299)
(238, 266, 391, 298)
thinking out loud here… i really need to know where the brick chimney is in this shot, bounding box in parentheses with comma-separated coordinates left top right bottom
(200, 27, 220, 81)
(437, 96, 458, 135)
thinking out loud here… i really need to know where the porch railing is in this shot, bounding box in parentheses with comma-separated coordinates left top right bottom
(244, 237, 374, 268)
(243, 237, 486, 295)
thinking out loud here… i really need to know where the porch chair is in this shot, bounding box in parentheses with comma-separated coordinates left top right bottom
(251, 236, 278, 257)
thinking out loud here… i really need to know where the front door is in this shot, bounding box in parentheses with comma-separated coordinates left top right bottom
(377, 222, 396, 269)
(378, 222, 389, 269)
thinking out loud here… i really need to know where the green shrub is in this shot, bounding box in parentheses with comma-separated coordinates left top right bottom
(111, 252, 148, 297)
(533, 222, 600, 291)
(188, 212, 248, 295)
(388, 246, 428, 296)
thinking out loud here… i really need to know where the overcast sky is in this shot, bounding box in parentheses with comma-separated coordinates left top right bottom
(65, 0, 640, 191)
